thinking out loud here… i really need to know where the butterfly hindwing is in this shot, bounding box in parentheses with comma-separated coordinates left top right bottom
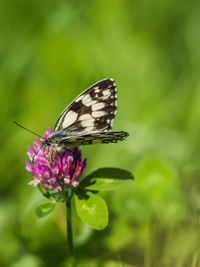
(54, 78, 117, 134)
(56, 131, 129, 147)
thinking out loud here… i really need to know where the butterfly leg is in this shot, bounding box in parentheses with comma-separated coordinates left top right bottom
(50, 149, 59, 163)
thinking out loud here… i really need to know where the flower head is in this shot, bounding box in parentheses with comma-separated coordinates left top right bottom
(25, 128, 87, 196)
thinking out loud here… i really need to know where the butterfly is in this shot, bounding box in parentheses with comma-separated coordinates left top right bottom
(42, 78, 129, 151)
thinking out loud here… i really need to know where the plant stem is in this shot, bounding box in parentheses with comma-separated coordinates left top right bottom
(66, 189, 74, 258)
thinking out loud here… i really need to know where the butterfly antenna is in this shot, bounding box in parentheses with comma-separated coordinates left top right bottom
(32, 143, 45, 163)
(12, 120, 43, 139)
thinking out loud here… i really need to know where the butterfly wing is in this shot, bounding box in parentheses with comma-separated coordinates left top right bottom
(54, 78, 117, 134)
(55, 131, 129, 147)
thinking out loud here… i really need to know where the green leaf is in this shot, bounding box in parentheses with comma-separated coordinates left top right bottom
(80, 167, 134, 191)
(35, 201, 56, 218)
(74, 190, 108, 230)
(37, 183, 50, 198)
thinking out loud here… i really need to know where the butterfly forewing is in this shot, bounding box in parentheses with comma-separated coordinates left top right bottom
(54, 78, 117, 134)
(48, 78, 129, 149)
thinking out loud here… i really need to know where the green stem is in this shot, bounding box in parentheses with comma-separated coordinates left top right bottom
(66, 188, 77, 267)
(66, 196, 73, 256)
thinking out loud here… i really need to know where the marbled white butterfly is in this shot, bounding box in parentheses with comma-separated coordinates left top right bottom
(43, 78, 129, 150)
(14, 79, 129, 151)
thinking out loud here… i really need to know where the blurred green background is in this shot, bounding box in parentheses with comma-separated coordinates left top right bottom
(0, 0, 200, 266)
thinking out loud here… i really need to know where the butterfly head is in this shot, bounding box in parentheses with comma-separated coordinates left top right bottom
(42, 133, 63, 151)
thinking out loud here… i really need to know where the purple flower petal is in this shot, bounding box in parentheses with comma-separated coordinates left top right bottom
(40, 179, 52, 190)
(27, 146, 35, 161)
(42, 127, 53, 139)
(64, 177, 70, 185)
(28, 179, 40, 187)
(25, 160, 32, 172)
(54, 182, 62, 192)
(72, 181, 79, 187)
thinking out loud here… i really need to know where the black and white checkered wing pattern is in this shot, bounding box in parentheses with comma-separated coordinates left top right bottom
(54, 78, 117, 134)
(57, 131, 129, 147)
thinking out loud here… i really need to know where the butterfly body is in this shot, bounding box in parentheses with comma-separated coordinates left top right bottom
(43, 78, 129, 150)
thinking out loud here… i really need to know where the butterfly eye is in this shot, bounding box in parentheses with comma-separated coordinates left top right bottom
(44, 138, 51, 146)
